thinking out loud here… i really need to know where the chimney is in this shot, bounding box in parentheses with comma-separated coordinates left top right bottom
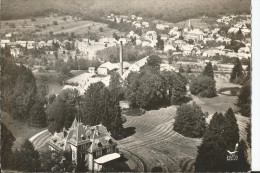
(119, 41, 123, 76)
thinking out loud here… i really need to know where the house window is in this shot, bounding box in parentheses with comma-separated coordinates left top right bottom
(102, 148, 107, 155)
(81, 153, 85, 161)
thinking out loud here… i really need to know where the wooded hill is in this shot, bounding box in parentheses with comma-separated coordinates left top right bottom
(2, 0, 251, 22)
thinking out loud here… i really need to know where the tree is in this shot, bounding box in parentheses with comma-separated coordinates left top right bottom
(13, 140, 41, 172)
(1, 123, 16, 169)
(225, 139, 251, 172)
(202, 62, 214, 79)
(99, 27, 104, 32)
(230, 58, 244, 83)
(195, 112, 227, 172)
(235, 140, 251, 171)
(109, 72, 124, 101)
(190, 75, 217, 98)
(173, 102, 207, 138)
(40, 150, 75, 172)
(186, 65, 192, 73)
(179, 65, 185, 73)
(246, 123, 251, 148)
(236, 80, 251, 117)
(147, 54, 162, 69)
(47, 89, 79, 133)
(29, 98, 47, 128)
(156, 35, 164, 50)
(125, 70, 187, 109)
(223, 108, 239, 151)
(53, 21, 58, 25)
(80, 82, 124, 139)
(113, 32, 120, 40)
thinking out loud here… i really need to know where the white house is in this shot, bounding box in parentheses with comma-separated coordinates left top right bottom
(5, 33, 12, 38)
(16, 41, 27, 47)
(164, 44, 176, 52)
(144, 31, 157, 41)
(156, 24, 169, 30)
(142, 21, 150, 27)
(1, 39, 10, 48)
(97, 62, 119, 75)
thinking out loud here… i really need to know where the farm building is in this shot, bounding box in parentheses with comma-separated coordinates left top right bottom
(128, 56, 148, 72)
(48, 118, 119, 171)
(97, 62, 119, 75)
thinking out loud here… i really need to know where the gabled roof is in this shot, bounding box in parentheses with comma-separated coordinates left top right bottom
(99, 62, 119, 71)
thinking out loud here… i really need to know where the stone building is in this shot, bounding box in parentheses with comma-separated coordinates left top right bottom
(48, 118, 120, 171)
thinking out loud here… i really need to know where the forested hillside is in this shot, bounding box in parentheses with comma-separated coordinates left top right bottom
(2, 0, 251, 22)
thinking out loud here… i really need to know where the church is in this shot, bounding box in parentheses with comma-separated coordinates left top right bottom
(47, 117, 120, 171)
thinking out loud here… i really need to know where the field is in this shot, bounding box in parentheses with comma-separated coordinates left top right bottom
(118, 94, 249, 172)
(1, 111, 46, 150)
(1, 15, 122, 37)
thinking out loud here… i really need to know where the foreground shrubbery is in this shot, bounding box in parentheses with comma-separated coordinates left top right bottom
(173, 102, 207, 138)
(190, 75, 217, 98)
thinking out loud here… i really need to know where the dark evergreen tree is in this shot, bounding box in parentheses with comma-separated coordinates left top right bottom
(81, 82, 124, 139)
(236, 80, 251, 117)
(156, 35, 164, 50)
(179, 65, 185, 73)
(235, 139, 251, 171)
(223, 108, 239, 151)
(47, 89, 79, 133)
(14, 140, 41, 172)
(195, 113, 227, 172)
(186, 65, 192, 73)
(29, 98, 47, 128)
(230, 58, 244, 83)
(1, 123, 16, 169)
(109, 72, 124, 101)
(226, 139, 251, 172)
(202, 62, 214, 79)
(173, 102, 207, 138)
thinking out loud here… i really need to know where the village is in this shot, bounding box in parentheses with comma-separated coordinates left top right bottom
(1, 13, 251, 95)
(1, 10, 252, 172)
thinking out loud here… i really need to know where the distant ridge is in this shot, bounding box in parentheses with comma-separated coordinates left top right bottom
(1, 0, 251, 21)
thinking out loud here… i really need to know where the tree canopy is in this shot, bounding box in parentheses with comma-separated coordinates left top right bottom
(190, 75, 217, 98)
(1, 123, 16, 169)
(125, 69, 187, 109)
(173, 102, 207, 138)
(80, 82, 124, 139)
(202, 62, 214, 79)
(2, 49, 37, 121)
(236, 80, 251, 117)
(47, 89, 80, 133)
(230, 58, 244, 84)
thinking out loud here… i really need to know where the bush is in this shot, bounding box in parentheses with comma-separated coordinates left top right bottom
(99, 27, 104, 32)
(53, 21, 58, 25)
(173, 102, 207, 138)
(190, 75, 217, 98)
